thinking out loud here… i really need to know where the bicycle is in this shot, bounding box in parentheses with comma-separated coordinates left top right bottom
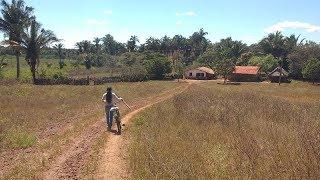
(108, 100, 131, 135)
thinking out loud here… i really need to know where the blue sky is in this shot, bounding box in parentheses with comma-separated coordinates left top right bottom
(19, 0, 320, 48)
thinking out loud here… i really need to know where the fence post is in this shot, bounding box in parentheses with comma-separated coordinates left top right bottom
(87, 75, 90, 85)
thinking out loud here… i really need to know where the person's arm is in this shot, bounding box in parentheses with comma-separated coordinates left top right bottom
(101, 93, 107, 102)
(112, 92, 123, 101)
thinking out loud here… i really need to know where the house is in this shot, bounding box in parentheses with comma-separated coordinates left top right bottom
(230, 66, 262, 82)
(185, 67, 215, 80)
(268, 67, 290, 83)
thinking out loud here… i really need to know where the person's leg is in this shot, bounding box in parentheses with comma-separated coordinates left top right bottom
(106, 105, 111, 130)
(109, 108, 114, 128)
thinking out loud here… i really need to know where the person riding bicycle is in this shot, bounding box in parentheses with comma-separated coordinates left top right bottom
(101, 87, 123, 131)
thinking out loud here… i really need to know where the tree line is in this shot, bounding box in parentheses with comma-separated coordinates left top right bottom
(1, 0, 319, 83)
(69, 30, 320, 83)
(0, 0, 58, 82)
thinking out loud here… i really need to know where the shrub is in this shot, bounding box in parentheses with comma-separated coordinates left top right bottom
(121, 65, 148, 82)
(143, 52, 172, 80)
(59, 60, 66, 69)
(248, 54, 278, 73)
(302, 57, 320, 84)
(0, 68, 3, 79)
(52, 71, 67, 80)
(119, 52, 145, 67)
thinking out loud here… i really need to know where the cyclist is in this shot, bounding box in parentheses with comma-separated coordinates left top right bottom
(101, 87, 123, 131)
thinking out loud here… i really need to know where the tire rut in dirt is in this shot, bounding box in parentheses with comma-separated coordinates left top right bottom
(44, 121, 105, 180)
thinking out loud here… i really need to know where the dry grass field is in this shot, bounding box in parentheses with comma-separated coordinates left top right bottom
(130, 81, 320, 179)
(0, 81, 181, 179)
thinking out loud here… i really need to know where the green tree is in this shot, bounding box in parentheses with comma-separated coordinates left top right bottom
(143, 52, 172, 79)
(93, 37, 101, 53)
(214, 37, 248, 61)
(160, 35, 172, 55)
(248, 54, 278, 73)
(196, 48, 215, 66)
(127, 35, 139, 52)
(213, 58, 235, 84)
(171, 50, 184, 77)
(75, 40, 92, 54)
(102, 34, 117, 55)
(53, 43, 65, 69)
(0, 0, 34, 79)
(259, 32, 301, 59)
(259, 31, 287, 58)
(15, 20, 58, 83)
(302, 58, 320, 84)
(144, 37, 161, 52)
(238, 52, 253, 65)
(119, 52, 145, 67)
(288, 41, 320, 79)
(189, 28, 209, 60)
(171, 35, 188, 52)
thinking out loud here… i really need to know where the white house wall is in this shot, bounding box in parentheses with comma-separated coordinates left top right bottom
(185, 69, 207, 78)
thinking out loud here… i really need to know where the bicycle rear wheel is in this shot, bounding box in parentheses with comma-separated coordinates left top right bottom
(115, 111, 121, 134)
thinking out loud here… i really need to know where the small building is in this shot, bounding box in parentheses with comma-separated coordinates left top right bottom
(185, 67, 215, 80)
(230, 66, 262, 82)
(268, 67, 290, 83)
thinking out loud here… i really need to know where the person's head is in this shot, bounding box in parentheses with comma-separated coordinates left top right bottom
(106, 87, 112, 93)
(106, 87, 112, 103)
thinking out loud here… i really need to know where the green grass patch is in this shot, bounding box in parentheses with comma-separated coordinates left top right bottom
(2, 129, 37, 150)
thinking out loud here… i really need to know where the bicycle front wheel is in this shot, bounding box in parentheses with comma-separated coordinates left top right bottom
(115, 112, 121, 134)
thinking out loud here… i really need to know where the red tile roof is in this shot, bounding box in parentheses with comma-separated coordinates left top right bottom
(233, 66, 261, 75)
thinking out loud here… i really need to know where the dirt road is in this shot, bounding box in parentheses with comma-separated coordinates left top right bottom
(96, 81, 193, 179)
(42, 80, 194, 179)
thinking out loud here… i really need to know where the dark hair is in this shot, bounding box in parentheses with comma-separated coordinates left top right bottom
(106, 87, 112, 103)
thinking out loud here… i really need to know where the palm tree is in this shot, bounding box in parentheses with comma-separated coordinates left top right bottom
(75, 42, 83, 53)
(189, 28, 209, 58)
(93, 37, 100, 53)
(259, 31, 287, 58)
(53, 43, 64, 69)
(11, 20, 58, 83)
(127, 35, 139, 52)
(0, 0, 33, 79)
(102, 34, 116, 55)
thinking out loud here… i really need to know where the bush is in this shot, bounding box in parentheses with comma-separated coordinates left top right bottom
(0, 68, 3, 79)
(121, 65, 148, 82)
(143, 52, 172, 80)
(248, 54, 278, 73)
(84, 59, 92, 69)
(119, 52, 145, 67)
(59, 60, 66, 69)
(302, 57, 320, 84)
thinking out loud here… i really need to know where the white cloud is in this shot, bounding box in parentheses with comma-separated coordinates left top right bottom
(104, 10, 113, 15)
(176, 11, 196, 17)
(86, 19, 107, 26)
(265, 21, 320, 33)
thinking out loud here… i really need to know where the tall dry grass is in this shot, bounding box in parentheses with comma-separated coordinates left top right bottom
(130, 82, 320, 179)
(0, 81, 180, 179)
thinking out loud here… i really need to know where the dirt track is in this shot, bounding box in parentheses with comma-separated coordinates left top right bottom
(96, 82, 193, 179)
(42, 80, 194, 180)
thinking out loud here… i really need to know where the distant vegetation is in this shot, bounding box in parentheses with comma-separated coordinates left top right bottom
(1, 0, 320, 84)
